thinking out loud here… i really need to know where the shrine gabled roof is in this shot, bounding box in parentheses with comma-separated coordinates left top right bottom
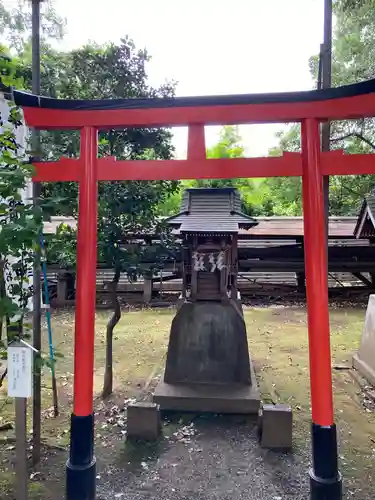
(165, 187, 258, 234)
(354, 194, 375, 238)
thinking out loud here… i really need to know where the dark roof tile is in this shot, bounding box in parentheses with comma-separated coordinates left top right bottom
(166, 187, 257, 233)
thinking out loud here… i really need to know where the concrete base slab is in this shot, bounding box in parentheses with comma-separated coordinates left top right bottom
(352, 353, 375, 386)
(154, 381, 260, 414)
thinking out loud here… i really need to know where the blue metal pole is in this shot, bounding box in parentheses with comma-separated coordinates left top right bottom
(40, 234, 59, 416)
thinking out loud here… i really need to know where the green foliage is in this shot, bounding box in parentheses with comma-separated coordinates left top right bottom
(12, 38, 177, 220)
(336, 0, 372, 12)
(160, 3, 375, 218)
(207, 126, 245, 159)
(263, 125, 302, 215)
(97, 177, 179, 281)
(45, 223, 76, 269)
(0, 48, 61, 373)
(0, 52, 39, 357)
(157, 126, 275, 216)
(191, 126, 246, 189)
(267, 3, 375, 216)
(39, 38, 179, 278)
(0, 0, 66, 54)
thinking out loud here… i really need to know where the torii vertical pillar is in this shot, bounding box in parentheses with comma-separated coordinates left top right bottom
(66, 127, 98, 500)
(302, 119, 342, 499)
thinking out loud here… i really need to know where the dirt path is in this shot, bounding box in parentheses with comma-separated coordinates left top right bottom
(95, 414, 308, 500)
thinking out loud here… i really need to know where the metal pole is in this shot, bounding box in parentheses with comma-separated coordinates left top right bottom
(322, 0, 332, 237)
(31, 0, 42, 467)
(66, 127, 98, 500)
(40, 235, 59, 417)
(302, 119, 342, 500)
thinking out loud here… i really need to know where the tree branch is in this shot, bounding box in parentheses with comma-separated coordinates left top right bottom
(0, 368, 7, 388)
(340, 184, 363, 197)
(102, 266, 121, 399)
(331, 132, 375, 150)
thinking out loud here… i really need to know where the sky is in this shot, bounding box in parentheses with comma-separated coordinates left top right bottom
(49, 0, 324, 157)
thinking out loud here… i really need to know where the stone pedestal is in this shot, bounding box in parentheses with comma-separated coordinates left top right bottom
(154, 378, 260, 414)
(353, 294, 375, 385)
(154, 300, 260, 414)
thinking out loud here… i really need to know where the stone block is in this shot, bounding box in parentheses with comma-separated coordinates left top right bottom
(260, 404, 293, 450)
(353, 294, 375, 385)
(127, 402, 161, 441)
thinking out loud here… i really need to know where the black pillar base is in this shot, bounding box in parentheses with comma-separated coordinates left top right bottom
(66, 413, 96, 500)
(310, 423, 342, 500)
(310, 469, 342, 500)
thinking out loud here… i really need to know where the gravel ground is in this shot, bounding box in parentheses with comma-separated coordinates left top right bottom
(96, 415, 309, 500)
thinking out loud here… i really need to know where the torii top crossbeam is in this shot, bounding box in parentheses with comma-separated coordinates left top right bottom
(13, 79, 375, 184)
(13, 78, 375, 127)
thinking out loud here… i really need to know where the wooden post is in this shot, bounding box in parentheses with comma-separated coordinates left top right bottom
(16, 397, 28, 500)
(66, 127, 98, 500)
(143, 276, 153, 303)
(302, 118, 342, 499)
(57, 272, 68, 305)
(191, 269, 198, 300)
(296, 236, 306, 292)
(219, 238, 227, 301)
(181, 244, 187, 299)
(321, 0, 332, 247)
(8, 342, 33, 500)
(31, 0, 42, 467)
(191, 235, 198, 300)
(296, 272, 306, 292)
(369, 238, 375, 288)
(231, 235, 238, 300)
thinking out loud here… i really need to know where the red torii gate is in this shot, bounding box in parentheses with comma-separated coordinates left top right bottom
(14, 79, 375, 500)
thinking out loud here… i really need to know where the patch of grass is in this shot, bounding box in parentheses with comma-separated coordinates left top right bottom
(0, 396, 14, 436)
(119, 437, 167, 471)
(92, 309, 171, 393)
(29, 481, 50, 499)
(0, 470, 13, 499)
(0, 470, 50, 500)
(246, 306, 375, 493)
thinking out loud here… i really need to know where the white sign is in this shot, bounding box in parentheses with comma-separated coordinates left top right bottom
(7, 345, 33, 398)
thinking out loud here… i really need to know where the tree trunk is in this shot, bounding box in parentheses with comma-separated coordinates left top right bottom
(0, 259, 5, 342)
(0, 368, 7, 388)
(102, 268, 121, 399)
(0, 261, 8, 387)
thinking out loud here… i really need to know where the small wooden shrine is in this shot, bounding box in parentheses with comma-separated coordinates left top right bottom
(354, 190, 375, 239)
(154, 188, 261, 414)
(167, 187, 258, 302)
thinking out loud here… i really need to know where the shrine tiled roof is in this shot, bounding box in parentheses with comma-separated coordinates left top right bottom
(165, 188, 258, 234)
(353, 194, 375, 239)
